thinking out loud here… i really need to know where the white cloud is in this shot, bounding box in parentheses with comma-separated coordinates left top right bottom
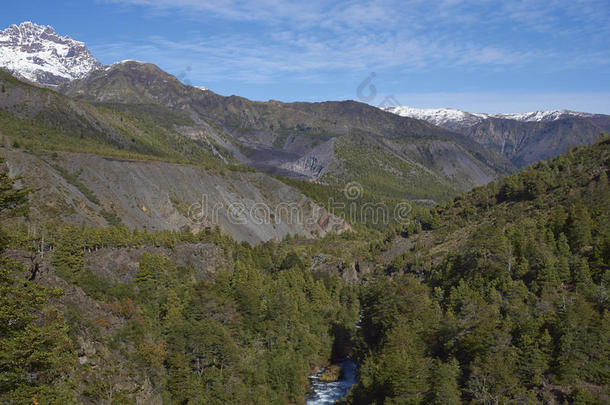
(90, 0, 610, 113)
(97, 0, 609, 75)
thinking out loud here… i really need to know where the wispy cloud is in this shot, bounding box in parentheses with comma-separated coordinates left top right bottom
(97, 0, 610, 77)
(91, 33, 546, 85)
(103, 0, 610, 39)
(89, 0, 610, 111)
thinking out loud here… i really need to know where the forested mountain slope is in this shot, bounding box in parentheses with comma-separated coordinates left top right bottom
(1, 18, 608, 405)
(350, 136, 610, 404)
(1, 129, 607, 405)
(0, 163, 361, 404)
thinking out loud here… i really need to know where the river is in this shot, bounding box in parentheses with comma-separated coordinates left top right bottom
(306, 358, 357, 405)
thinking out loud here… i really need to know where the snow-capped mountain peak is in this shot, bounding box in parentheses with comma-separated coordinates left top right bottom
(384, 106, 595, 130)
(383, 106, 486, 130)
(0, 21, 102, 86)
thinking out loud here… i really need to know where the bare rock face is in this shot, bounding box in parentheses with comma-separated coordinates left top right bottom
(460, 117, 610, 168)
(310, 254, 362, 282)
(0, 22, 102, 85)
(1, 149, 351, 244)
(280, 138, 335, 179)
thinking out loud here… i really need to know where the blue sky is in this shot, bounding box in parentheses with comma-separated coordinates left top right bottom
(3, 0, 610, 113)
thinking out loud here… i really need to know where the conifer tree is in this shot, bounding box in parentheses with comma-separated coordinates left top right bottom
(52, 225, 85, 273)
(556, 233, 572, 282)
(427, 358, 461, 405)
(566, 204, 593, 252)
(0, 160, 76, 403)
(573, 256, 593, 292)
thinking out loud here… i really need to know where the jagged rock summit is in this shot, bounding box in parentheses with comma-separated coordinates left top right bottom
(0, 21, 102, 86)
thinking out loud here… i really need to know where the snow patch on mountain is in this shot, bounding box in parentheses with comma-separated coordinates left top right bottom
(385, 106, 595, 129)
(497, 110, 594, 122)
(383, 106, 487, 130)
(0, 22, 101, 85)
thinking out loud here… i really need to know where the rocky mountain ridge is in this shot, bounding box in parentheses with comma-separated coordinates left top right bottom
(386, 105, 610, 167)
(58, 60, 512, 200)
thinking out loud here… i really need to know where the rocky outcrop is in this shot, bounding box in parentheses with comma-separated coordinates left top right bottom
(280, 138, 335, 179)
(83, 243, 229, 283)
(462, 116, 610, 167)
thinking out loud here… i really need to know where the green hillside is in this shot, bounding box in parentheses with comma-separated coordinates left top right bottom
(1, 135, 607, 403)
(349, 136, 610, 404)
(0, 69, 236, 168)
(1, 63, 608, 404)
(0, 171, 360, 404)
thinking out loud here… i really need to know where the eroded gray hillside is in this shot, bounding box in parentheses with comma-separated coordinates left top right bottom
(2, 149, 350, 243)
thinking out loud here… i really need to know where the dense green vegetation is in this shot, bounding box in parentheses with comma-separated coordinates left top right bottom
(0, 105, 229, 168)
(0, 163, 77, 403)
(329, 135, 456, 201)
(4, 138, 606, 404)
(348, 136, 610, 404)
(1, 64, 608, 403)
(0, 165, 359, 403)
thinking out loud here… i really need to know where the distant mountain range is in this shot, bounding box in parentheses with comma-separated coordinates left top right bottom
(384, 106, 596, 128)
(385, 106, 610, 167)
(57, 60, 511, 200)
